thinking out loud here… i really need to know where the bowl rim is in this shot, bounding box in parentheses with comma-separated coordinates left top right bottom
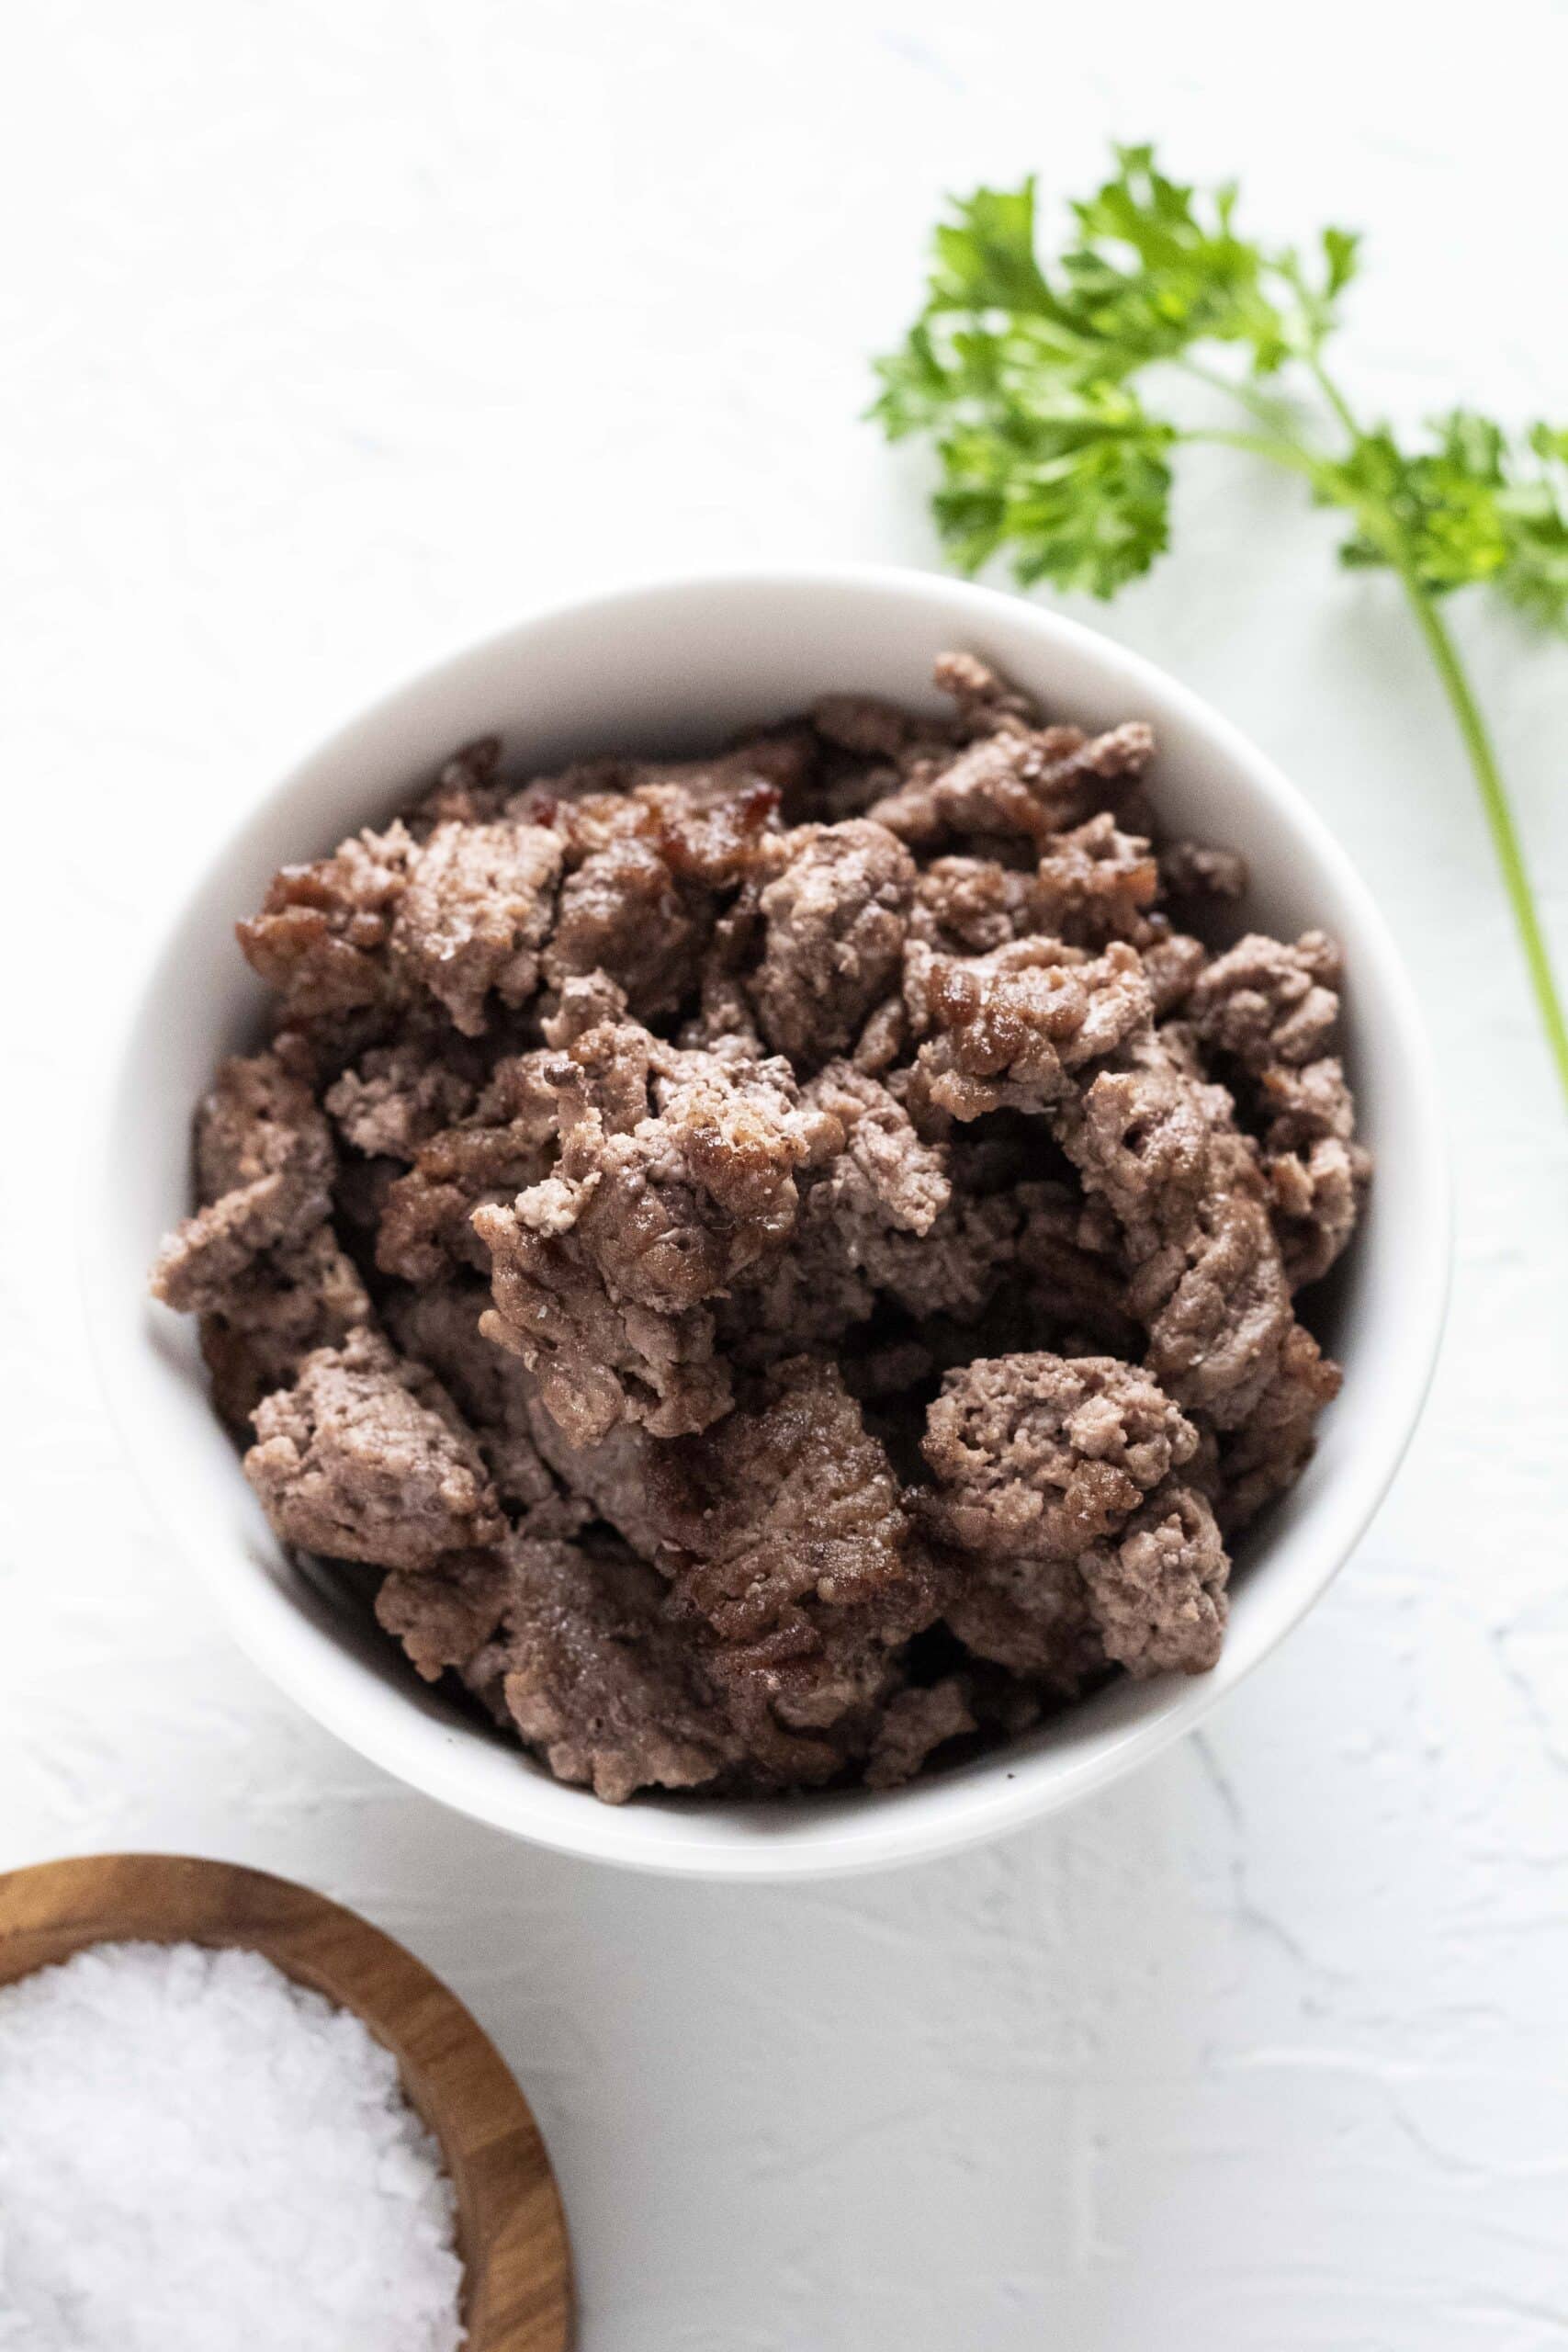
(82, 561, 1451, 1880)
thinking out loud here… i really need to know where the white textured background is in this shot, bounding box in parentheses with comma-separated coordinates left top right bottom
(5, 5, 1568, 2346)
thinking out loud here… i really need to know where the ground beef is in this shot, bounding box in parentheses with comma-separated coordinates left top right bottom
(904, 935, 1152, 1121)
(198, 1227, 374, 1430)
(323, 1031, 483, 1161)
(543, 835, 708, 1021)
(1056, 1034, 1299, 1429)
(151, 1049, 334, 1314)
(1158, 838, 1248, 905)
(152, 652, 1367, 1800)
(373, 1047, 567, 1283)
(922, 1352, 1199, 1560)
(1215, 1320, 1344, 1533)
(943, 1549, 1109, 1690)
(381, 1281, 570, 1521)
(1186, 931, 1371, 1286)
(474, 1533, 741, 1804)
(1031, 814, 1163, 948)
(473, 1032, 839, 1445)
(649, 1358, 948, 1783)
(869, 716, 1156, 850)
(378, 1532, 740, 1803)
(1014, 1182, 1141, 1355)
(744, 820, 915, 1064)
(1077, 1479, 1229, 1676)
(244, 1329, 504, 1571)
(391, 819, 561, 1035)
(863, 1678, 977, 1789)
(237, 825, 418, 1019)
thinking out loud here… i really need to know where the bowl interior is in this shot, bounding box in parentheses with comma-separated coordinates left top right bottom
(88, 571, 1447, 1876)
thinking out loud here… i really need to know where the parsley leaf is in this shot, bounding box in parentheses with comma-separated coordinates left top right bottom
(872, 146, 1568, 1101)
(1333, 409, 1568, 628)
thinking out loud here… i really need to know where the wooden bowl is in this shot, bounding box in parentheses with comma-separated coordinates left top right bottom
(0, 1852, 572, 2351)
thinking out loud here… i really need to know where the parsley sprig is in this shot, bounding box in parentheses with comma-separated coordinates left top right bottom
(874, 148, 1568, 1102)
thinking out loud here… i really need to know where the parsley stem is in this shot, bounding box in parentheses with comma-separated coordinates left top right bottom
(1183, 427, 1325, 484)
(1390, 571, 1568, 1102)
(1197, 353, 1568, 1104)
(1174, 355, 1292, 434)
(1308, 357, 1568, 1105)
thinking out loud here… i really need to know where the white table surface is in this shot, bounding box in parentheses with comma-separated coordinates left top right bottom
(6, 5, 1568, 2345)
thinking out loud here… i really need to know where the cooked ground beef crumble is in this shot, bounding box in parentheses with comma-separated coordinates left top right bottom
(151, 657, 1369, 1802)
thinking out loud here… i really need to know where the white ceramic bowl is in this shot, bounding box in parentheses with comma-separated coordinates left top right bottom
(86, 567, 1450, 1880)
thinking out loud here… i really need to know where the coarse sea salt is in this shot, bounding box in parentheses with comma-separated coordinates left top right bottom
(0, 1938, 465, 2352)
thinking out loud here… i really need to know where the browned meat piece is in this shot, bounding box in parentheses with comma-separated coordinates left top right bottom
(1014, 1182, 1141, 1355)
(922, 1352, 1199, 1561)
(1058, 1035, 1298, 1428)
(914, 824, 1174, 963)
(718, 1208, 878, 1361)
(677, 968, 768, 1060)
(535, 753, 787, 1023)
(1158, 839, 1248, 904)
(905, 935, 1152, 1121)
(634, 771, 790, 889)
(1216, 1321, 1343, 1533)
(856, 1191, 1022, 1324)
(1140, 933, 1209, 1017)
(521, 740, 801, 865)
(804, 1061, 950, 1240)
(1188, 931, 1343, 1072)
(910, 857, 1044, 956)
(475, 1036, 839, 1444)
(378, 1154, 525, 1286)
(198, 1227, 373, 1430)
(406, 737, 507, 831)
(926, 1353, 1226, 1684)
(1077, 1480, 1228, 1676)
(944, 1550, 1108, 1690)
(540, 970, 631, 1047)
(652, 1359, 946, 1771)
(379, 1532, 740, 1802)
(745, 820, 915, 1065)
(375, 1046, 569, 1283)
(816, 651, 1029, 775)
(479, 1230, 731, 1450)
(543, 835, 708, 1021)
(1187, 932, 1370, 1285)
(870, 719, 1155, 849)
(238, 824, 417, 1018)
(473, 1533, 740, 1803)
(391, 819, 561, 1034)
(1032, 814, 1162, 947)
(851, 994, 908, 1072)
(1258, 1053, 1359, 1152)
(722, 1069, 1008, 1355)
(931, 649, 1041, 733)
(151, 1050, 334, 1314)
(654, 1355, 919, 1643)
(324, 1033, 481, 1161)
(1265, 1135, 1368, 1288)
(381, 1281, 577, 1522)
(516, 1386, 664, 1560)
(375, 1549, 512, 1679)
(811, 691, 930, 761)
(1258, 1052, 1370, 1287)
(863, 1678, 977, 1788)
(244, 1329, 504, 1571)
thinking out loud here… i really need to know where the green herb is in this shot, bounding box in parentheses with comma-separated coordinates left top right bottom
(873, 146, 1568, 1102)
